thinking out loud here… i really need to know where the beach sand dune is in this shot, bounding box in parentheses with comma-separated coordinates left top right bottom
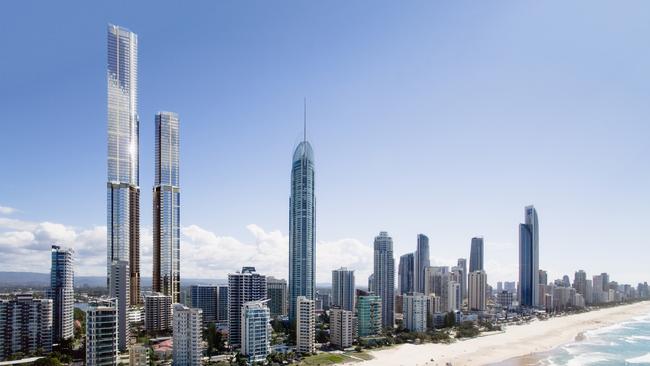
(348, 301, 650, 366)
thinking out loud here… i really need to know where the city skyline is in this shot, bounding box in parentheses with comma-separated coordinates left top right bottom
(1, 1, 650, 286)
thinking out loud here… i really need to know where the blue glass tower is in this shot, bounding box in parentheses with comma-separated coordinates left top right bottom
(518, 205, 539, 308)
(469, 237, 484, 272)
(153, 111, 181, 303)
(288, 118, 315, 321)
(414, 234, 430, 294)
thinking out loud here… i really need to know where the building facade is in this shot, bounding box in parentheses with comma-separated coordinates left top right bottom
(468, 270, 487, 311)
(240, 300, 271, 364)
(109, 260, 130, 351)
(144, 292, 172, 333)
(228, 267, 267, 348)
(0, 294, 52, 360)
(414, 234, 430, 294)
(47, 245, 74, 342)
(403, 293, 427, 333)
(107, 24, 140, 306)
(172, 304, 203, 366)
(372, 231, 395, 328)
(356, 295, 382, 337)
(457, 258, 467, 300)
(296, 296, 315, 354)
(86, 306, 118, 366)
(289, 135, 316, 321)
(266, 277, 288, 318)
(518, 205, 539, 307)
(330, 308, 354, 349)
(332, 268, 355, 312)
(469, 237, 484, 272)
(190, 285, 219, 324)
(153, 111, 181, 303)
(398, 253, 414, 295)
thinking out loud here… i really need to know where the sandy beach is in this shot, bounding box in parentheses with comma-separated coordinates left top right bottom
(348, 301, 650, 366)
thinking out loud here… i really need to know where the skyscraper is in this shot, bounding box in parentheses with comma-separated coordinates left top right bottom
(330, 308, 354, 349)
(296, 296, 315, 354)
(414, 234, 430, 294)
(172, 304, 203, 366)
(107, 24, 140, 306)
(266, 277, 288, 318)
(457, 258, 467, 300)
(403, 293, 427, 332)
(332, 268, 355, 312)
(398, 253, 414, 295)
(47, 245, 74, 342)
(109, 261, 130, 351)
(144, 292, 172, 333)
(228, 267, 267, 348)
(574, 270, 588, 297)
(518, 205, 539, 308)
(356, 295, 382, 337)
(288, 114, 315, 321)
(153, 111, 181, 303)
(86, 305, 118, 366)
(469, 237, 484, 272)
(0, 294, 53, 360)
(372, 231, 395, 328)
(190, 285, 219, 324)
(468, 270, 487, 311)
(240, 300, 271, 364)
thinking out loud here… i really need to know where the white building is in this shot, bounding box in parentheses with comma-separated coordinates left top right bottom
(403, 293, 427, 332)
(446, 281, 461, 312)
(173, 304, 203, 366)
(330, 308, 354, 349)
(241, 300, 271, 364)
(86, 305, 118, 366)
(296, 296, 316, 354)
(468, 270, 487, 311)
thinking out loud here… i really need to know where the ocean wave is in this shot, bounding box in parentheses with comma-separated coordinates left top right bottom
(626, 352, 650, 364)
(565, 351, 614, 366)
(624, 335, 650, 344)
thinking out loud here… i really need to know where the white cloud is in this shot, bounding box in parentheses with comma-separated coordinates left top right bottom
(0, 206, 16, 215)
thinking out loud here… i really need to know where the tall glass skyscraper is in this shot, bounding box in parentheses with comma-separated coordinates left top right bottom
(414, 234, 430, 294)
(469, 237, 484, 272)
(153, 111, 180, 303)
(372, 231, 395, 328)
(288, 128, 315, 321)
(47, 245, 74, 342)
(331, 268, 355, 312)
(518, 205, 539, 308)
(398, 252, 414, 295)
(107, 24, 140, 306)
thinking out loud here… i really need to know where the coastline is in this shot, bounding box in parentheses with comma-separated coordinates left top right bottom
(347, 301, 650, 366)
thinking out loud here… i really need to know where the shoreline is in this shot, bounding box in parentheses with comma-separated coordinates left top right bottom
(346, 300, 650, 366)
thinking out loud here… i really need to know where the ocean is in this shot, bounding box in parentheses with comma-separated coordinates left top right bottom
(498, 310, 650, 366)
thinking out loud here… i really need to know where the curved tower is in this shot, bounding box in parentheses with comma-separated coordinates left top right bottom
(289, 121, 316, 321)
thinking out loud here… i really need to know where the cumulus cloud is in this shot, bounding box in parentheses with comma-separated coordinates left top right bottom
(0, 206, 16, 215)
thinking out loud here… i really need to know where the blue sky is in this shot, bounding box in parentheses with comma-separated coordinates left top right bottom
(1, 1, 649, 285)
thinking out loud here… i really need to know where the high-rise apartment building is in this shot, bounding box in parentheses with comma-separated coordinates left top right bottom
(518, 205, 539, 307)
(457, 258, 467, 300)
(469, 237, 484, 272)
(109, 260, 130, 351)
(414, 234, 430, 294)
(403, 293, 427, 333)
(0, 294, 52, 360)
(398, 253, 414, 295)
(47, 245, 74, 342)
(296, 296, 315, 354)
(172, 304, 203, 366)
(228, 267, 267, 348)
(289, 125, 316, 321)
(372, 231, 395, 328)
(217, 285, 228, 323)
(240, 300, 271, 364)
(539, 270, 548, 286)
(356, 295, 382, 337)
(330, 307, 354, 349)
(107, 24, 140, 306)
(332, 268, 355, 312)
(468, 270, 487, 311)
(190, 285, 219, 324)
(266, 277, 288, 318)
(153, 111, 181, 303)
(86, 305, 118, 366)
(144, 292, 172, 333)
(574, 270, 588, 297)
